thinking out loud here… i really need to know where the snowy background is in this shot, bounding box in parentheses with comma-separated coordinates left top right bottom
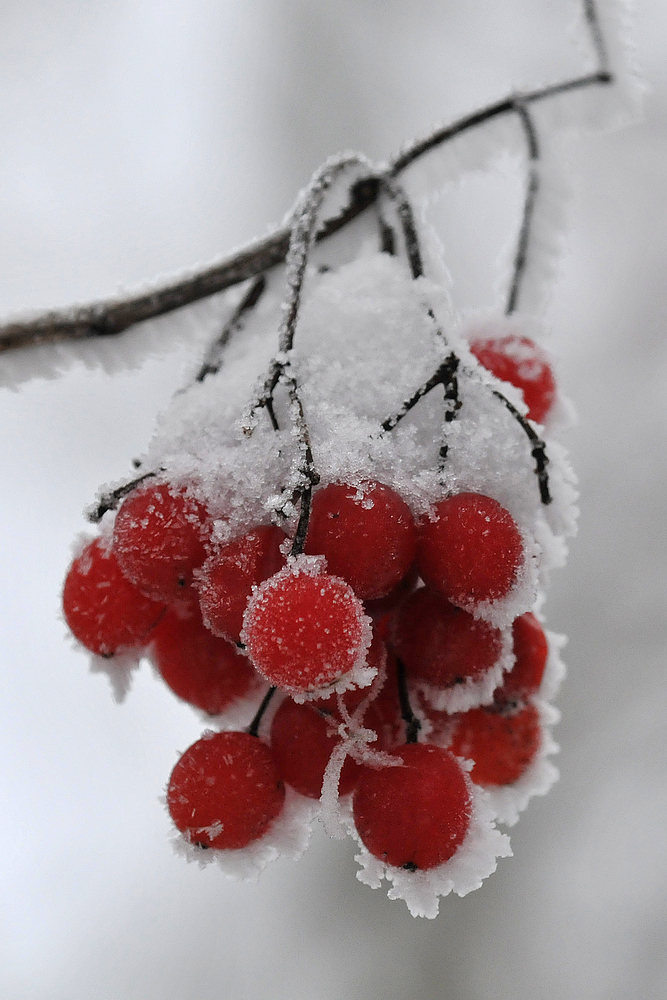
(1, 1, 666, 998)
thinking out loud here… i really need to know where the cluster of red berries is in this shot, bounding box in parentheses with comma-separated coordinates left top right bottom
(63, 278, 570, 916)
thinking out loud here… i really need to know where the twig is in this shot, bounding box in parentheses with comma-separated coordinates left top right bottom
(87, 468, 160, 523)
(193, 274, 267, 383)
(491, 389, 551, 504)
(381, 354, 461, 433)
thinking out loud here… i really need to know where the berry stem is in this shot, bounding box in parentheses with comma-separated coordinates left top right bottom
(506, 103, 540, 316)
(194, 274, 267, 384)
(396, 657, 421, 745)
(247, 686, 277, 738)
(491, 389, 551, 504)
(381, 353, 461, 434)
(378, 176, 424, 280)
(87, 468, 161, 523)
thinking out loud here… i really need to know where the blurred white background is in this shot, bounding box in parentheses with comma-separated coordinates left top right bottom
(0, 2, 666, 998)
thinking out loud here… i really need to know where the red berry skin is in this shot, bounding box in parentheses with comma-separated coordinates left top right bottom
(391, 587, 503, 688)
(62, 538, 165, 656)
(149, 607, 257, 715)
(353, 744, 471, 871)
(449, 703, 541, 786)
(416, 493, 523, 610)
(304, 481, 417, 600)
(113, 482, 211, 603)
(198, 525, 286, 644)
(270, 698, 362, 798)
(494, 612, 548, 705)
(469, 334, 556, 424)
(167, 731, 285, 849)
(242, 563, 370, 694)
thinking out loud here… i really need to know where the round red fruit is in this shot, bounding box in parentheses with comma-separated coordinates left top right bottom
(353, 743, 471, 870)
(449, 703, 541, 786)
(62, 537, 165, 656)
(198, 524, 286, 643)
(167, 730, 284, 850)
(149, 606, 257, 715)
(242, 559, 371, 694)
(416, 493, 523, 610)
(391, 587, 504, 688)
(270, 698, 362, 798)
(494, 612, 548, 704)
(469, 333, 556, 424)
(113, 482, 211, 603)
(304, 481, 416, 600)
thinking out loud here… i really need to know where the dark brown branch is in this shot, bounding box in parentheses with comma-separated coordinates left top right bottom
(0, 71, 612, 356)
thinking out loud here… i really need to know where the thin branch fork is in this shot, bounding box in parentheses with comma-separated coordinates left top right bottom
(0, 71, 612, 356)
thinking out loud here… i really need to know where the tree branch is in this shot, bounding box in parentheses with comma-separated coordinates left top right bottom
(0, 70, 612, 356)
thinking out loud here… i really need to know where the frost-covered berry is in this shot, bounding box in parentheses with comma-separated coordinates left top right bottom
(469, 333, 556, 424)
(304, 481, 417, 600)
(449, 703, 541, 786)
(270, 698, 362, 798)
(416, 493, 523, 611)
(242, 557, 372, 696)
(62, 537, 165, 656)
(113, 482, 211, 603)
(352, 743, 472, 870)
(167, 730, 285, 849)
(197, 524, 286, 643)
(149, 606, 257, 715)
(494, 612, 548, 704)
(391, 587, 504, 688)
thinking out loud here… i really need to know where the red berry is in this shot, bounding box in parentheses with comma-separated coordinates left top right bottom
(352, 744, 471, 870)
(304, 481, 417, 600)
(113, 482, 211, 603)
(198, 524, 286, 644)
(416, 493, 523, 610)
(494, 612, 548, 704)
(167, 731, 285, 849)
(242, 558, 371, 694)
(62, 537, 165, 656)
(449, 703, 541, 786)
(270, 698, 362, 798)
(469, 334, 556, 424)
(391, 587, 504, 688)
(149, 606, 257, 715)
